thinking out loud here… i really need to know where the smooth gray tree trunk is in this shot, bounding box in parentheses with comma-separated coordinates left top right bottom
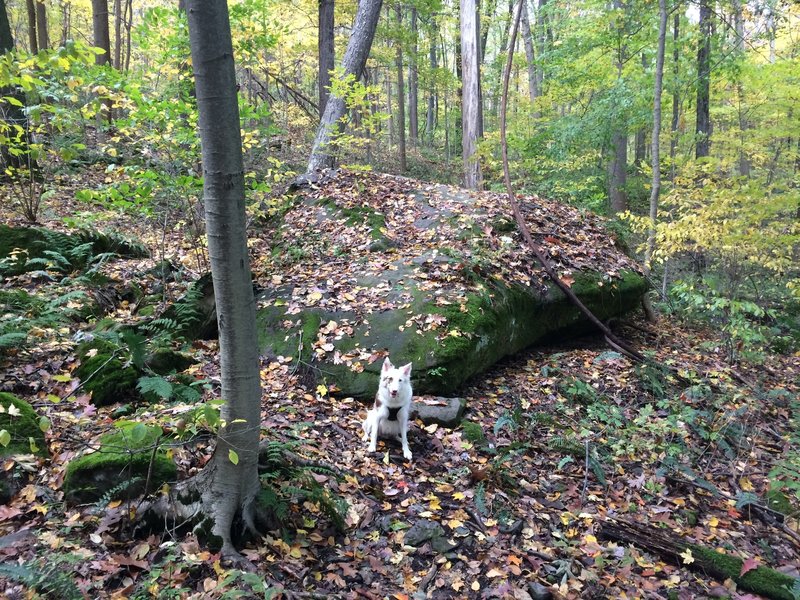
(520, 0, 538, 102)
(395, 3, 407, 172)
(186, 0, 263, 558)
(607, 0, 627, 213)
(643, 0, 667, 322)
(408, 7, 418, 147)
(307, 0, 383, 173)
(425, 19, 438, 143)
(318, 0, 335, 116)
(669, 12, 679, 182)
(732, 0, 750, 176)
(461, 0, 482, 189)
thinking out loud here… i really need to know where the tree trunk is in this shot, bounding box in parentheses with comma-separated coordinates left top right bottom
(123, 0, 132, 71)
(35, 1, 48, 51)
(520, 0, 537, 102)
(60, 0, 71, 46)
(395, 3, 407, 171)
(695, 0, 711, 159)
(425, 19, 437, 143)
(25, 0, 38, 54)
(318, 0, 335, 116)
(634, 53, 647, 168)
(408, 7, 418, 147)
(643, 0, 667, 323)
(113, 0, 122, 68)
(307, 0, 383, 173)
(461, 0, 482, 189)
(92, 0, 111, 66)
(732, 0, 750, 177)
(669, 11, 679, 182)
(186, 0, 264, 558)
(535, 0, 546, 91)
(0, 0, 12, 53)
(607, 0, 627, 214)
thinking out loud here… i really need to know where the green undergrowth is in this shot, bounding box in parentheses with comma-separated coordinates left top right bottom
(0, 392, 47, 457)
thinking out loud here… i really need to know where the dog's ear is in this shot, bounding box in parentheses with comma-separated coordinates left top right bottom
(401, 363, 412, 376)
(382, 357, 393, 372)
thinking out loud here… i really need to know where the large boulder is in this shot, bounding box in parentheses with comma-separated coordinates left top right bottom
(257, 170, 647, 399)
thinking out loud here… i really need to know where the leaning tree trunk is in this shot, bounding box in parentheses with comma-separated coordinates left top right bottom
(186, 0, 264, 558)
(0, 0, 12, 53)
(307, 0, 383, 173)
(642, 0, 667, 323)
(318, 0, 335, 116)
(460, 0, 482, 189)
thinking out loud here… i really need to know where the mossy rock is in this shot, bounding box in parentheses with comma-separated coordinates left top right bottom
(63, 422, 176, 504)
(144, 349, 197, 375)
(0, 392, 47, 457)
(75, 340, 140, 406)
(152, 273, 218, 340)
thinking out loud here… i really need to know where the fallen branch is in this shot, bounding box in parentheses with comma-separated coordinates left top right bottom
(600, 518, 799, 600)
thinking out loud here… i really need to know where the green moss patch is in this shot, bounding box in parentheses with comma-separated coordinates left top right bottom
(0, 392, 47, 457)
(75, 340, 140, 406)
(63, 422, 176, 504)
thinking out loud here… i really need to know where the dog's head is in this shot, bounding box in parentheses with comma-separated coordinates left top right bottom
(380, 357, 412, 400)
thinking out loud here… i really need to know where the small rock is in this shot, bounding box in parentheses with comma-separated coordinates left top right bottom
(528, 581, 553, 600)
(411, 397, 466, 428)
(404, 519, 445, 547)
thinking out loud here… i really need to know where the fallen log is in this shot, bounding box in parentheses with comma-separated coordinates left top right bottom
(599, 518, 799, 600)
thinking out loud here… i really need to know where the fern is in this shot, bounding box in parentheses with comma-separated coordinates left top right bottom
(0, 555, 83, 600)
(96, 478, 143, 508)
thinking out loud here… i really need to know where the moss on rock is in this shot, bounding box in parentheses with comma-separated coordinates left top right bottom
(0, 392, 47, 456)
(63, 422, 176, 504)
(74, 340, 140, 406)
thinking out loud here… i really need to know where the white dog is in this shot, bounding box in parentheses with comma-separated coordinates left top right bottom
(362, 358, 413, 460)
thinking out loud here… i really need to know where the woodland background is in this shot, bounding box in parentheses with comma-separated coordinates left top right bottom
(0, 0, 799, 597)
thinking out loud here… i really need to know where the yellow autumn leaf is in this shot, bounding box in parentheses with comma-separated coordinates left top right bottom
(471, 580, 480, 591)
(680, 548, 695, 564)
(739, 477, 754, 492)
(708, 516, 719, 528)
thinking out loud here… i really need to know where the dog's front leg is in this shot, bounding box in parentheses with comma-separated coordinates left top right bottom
(368, 414, 379, 453)
(400, 411, 412, 461)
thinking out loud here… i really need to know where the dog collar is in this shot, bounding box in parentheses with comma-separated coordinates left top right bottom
(387, 406, 401, 421)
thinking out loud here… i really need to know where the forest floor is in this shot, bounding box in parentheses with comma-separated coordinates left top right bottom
(0, 167, 799, 599)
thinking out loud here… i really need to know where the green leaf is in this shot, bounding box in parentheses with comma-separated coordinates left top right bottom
(2, 96, 23, 107)
(38, 416, 50, 433)
(130, 422, 149, 444)
(28, 437, 39, 453)
(137, 376, 173, 400)
(228, 449, 239, 465)
(0, 430, 9, 447)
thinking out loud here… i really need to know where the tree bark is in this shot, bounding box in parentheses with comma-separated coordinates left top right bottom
(60, 0, 71, 47)
(318, 0, 335, 116)
(520, 0, 537, 102)
(408, 7, 418, 147)
(186, 0, 264, 558)
(669, 11, 679, 182)
(607, 0, 627, 214)
(642, 0, 667, 323)
(113, 0, 122, 68)
(92, 0, 111, 66)
(0, 0, 12, 53)
(307, 0, 383, 173)
(25, 0, 38, 54)
(425, 18, 438, 143)
(395, 3, 407, 172)
(461, 0, 482, 189)
(35, 1, 48, 51)
(695, 0, 711, 159)
(732, 0, 750, 176)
